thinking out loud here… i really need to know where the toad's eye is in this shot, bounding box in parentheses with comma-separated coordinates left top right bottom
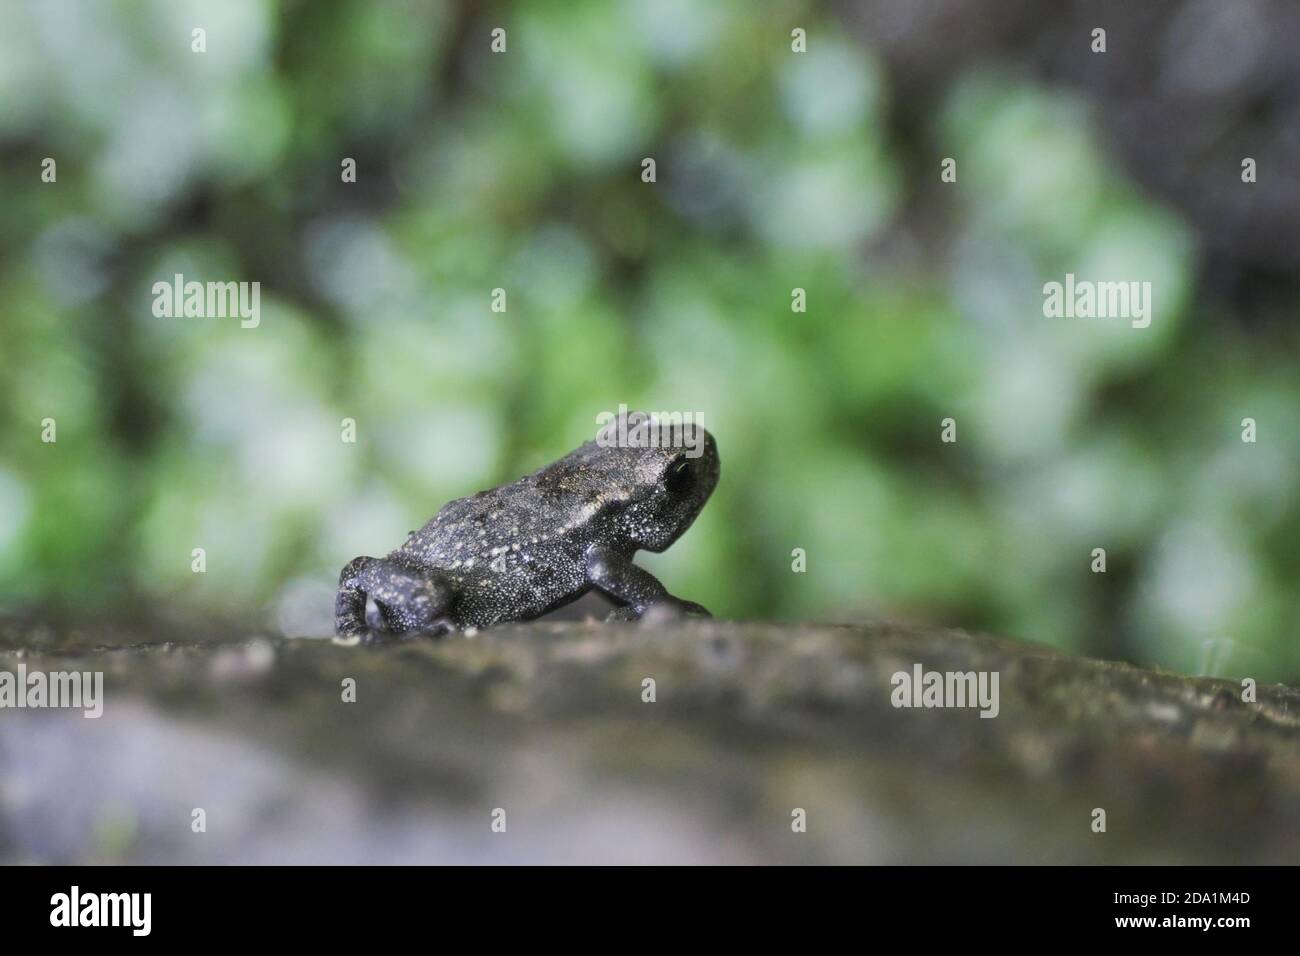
(665, 454, 693, 494)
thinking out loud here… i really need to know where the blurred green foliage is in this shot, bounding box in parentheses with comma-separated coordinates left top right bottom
(1, 0, 1297, 680)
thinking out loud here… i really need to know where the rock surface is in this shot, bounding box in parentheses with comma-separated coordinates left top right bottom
(1, 617, 1297, 864)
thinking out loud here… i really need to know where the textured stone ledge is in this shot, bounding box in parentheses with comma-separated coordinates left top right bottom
(1, 618, 1297, 864)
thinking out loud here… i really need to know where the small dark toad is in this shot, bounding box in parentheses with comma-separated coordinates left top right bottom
(335, 417, 719, 641)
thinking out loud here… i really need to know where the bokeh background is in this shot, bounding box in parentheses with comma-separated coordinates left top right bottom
(1, 0, 1298, 680)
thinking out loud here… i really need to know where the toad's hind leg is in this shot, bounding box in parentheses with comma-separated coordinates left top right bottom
(335, 556, 456, 641)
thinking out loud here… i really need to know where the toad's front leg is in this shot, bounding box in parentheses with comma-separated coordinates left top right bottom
(585, 547, 711, 621)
